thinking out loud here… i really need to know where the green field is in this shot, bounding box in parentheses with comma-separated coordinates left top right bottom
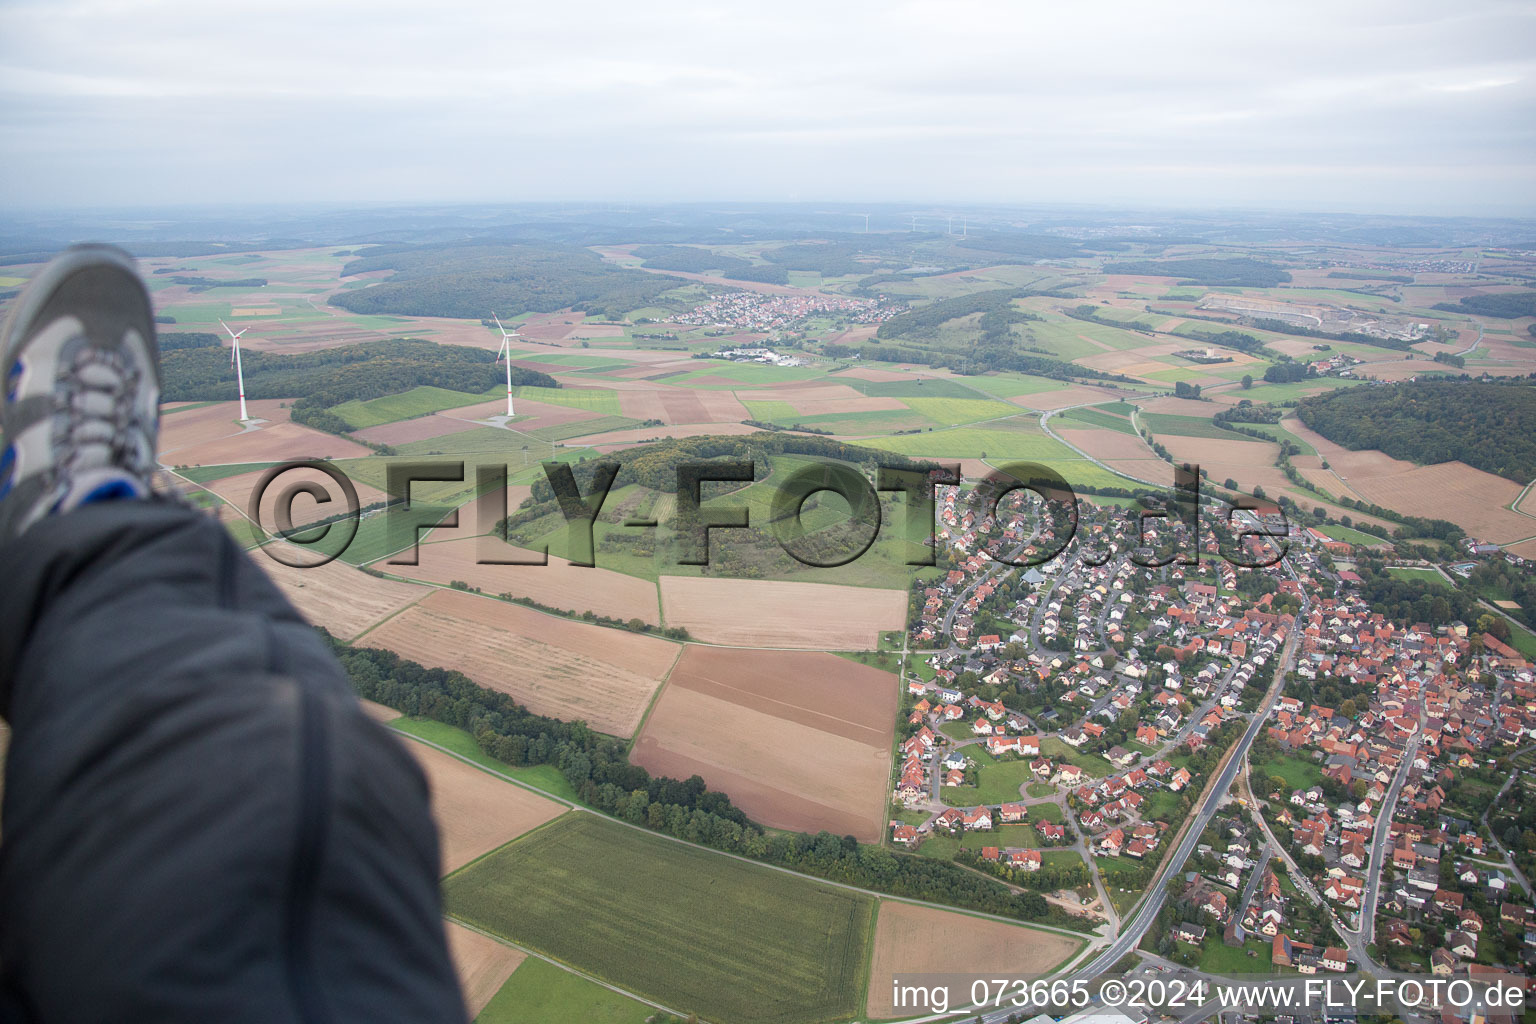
(1316, 522, 1391, 547)
(864, 425, 1077, 462)
(1040, 737, 1112, 777)
(475, 957, 654, 1024)
(960, 374, 1070, 399)
(1235, 421, 1318, 455)
(174, 461, 279, 483)
(331, 385, 502, 429)
(916, 824, 1047, 860)
(1058, 407, 1137, 434)
(1387, 565, 1450, 587)
(387, 717, 580, 802)
(940, 752, 1037, 805)
(902, 396, 1018, 426)
(1141, 413, 1265, 442)
(1254, 754, 1324, 793)
(444, 814, 874, 1024)
(514, 385, 623, 415)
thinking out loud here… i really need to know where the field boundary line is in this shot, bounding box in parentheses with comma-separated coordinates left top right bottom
(347, 590, 430, 643)
(628, 641, 685, 750)
(394, 725, 1093, 942)
(442, 914, 690, 1021)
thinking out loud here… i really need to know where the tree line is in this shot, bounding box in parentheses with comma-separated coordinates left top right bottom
(1296, 378, 1536, 484)
(632, 245, 790, 285)
(332, 636, 1069, 926)
(1432, 291, 1536, 319)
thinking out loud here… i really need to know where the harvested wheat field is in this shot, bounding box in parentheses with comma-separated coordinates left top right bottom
(1285, 417, 1536, 540)
(165, 421, 372, 466)
(389, 536, 660, 623)
(1505, 537, 1536, 560)
(364, 589, 678, 735)
(632, 645, 897, 840)
(1056, 427, 1156, 462)
(259, 553, 427, 640)
(398, 735, 567, 870)
(444, 922, 525, 1018)
(865, 902, 1081, 1018)
(1339, 460, 1532, 541)
(659, 576, 905, 648)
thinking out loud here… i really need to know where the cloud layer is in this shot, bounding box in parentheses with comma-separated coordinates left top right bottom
(2, 0, 1532, 213)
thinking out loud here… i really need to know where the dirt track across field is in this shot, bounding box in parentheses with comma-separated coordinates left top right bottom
(261, 553, 428, 640)
(363, 589, 677, 735)
(388, 535, 660, 624)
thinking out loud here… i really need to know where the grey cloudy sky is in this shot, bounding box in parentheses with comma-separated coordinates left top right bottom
(1, 0, 1533, 215)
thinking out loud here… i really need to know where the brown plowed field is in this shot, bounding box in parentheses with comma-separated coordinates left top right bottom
(158, 401, 251, 454)
(692, 389, 751, 421)
(631, 646, 897, 841)
(618, 390, 670, 421)
(450, 397, 599, 432)
(363, 588, 677, 735)
(259, 552, 427, 640)
(163, 421, 372, 466)
(398, 734, 567, 871)
(865, 902, 1081, 1018)
(658, 577, 906, 649)
(658, 390, 711, 423)
(353, 414, 475, 446)
(444, 923, 526, 1018)
(388, 536, 660, 624)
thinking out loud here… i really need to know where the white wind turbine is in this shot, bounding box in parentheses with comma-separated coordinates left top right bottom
(491, 313, 518, 417)
(218, 318, 251, 421)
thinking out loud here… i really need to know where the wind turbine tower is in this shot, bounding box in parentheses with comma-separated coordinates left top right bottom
(909, 215, 917, 232)
(492, 313, 519, 417)
(863, 213, 870, 233)
(218, 319, 251, 421)
(947, 216, 954, 234)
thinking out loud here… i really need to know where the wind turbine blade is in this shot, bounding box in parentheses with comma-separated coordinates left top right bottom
(219, 318, 234, 338)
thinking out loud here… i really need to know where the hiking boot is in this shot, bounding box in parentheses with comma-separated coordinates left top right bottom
(0, 244, 160, 543)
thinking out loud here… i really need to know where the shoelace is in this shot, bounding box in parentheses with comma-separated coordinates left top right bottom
(54, 346, 154, 486)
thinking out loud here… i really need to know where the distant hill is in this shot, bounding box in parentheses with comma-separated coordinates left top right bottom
(1100, 258, 1291, 288)
(1431, 291, 1536, 319)
(1295, 379, 1536, 484)
(330, 242, 685, 320)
